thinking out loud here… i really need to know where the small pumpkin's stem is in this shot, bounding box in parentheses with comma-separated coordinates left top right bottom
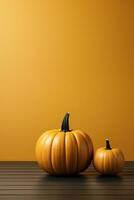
(105, 138, 112, 150)
(61, 113, 70, 132)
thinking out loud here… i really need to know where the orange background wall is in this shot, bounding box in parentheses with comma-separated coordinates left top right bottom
(0, 0, 133, 160)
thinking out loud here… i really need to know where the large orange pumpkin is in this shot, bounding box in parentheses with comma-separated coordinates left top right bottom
(36, 113, 93, 175)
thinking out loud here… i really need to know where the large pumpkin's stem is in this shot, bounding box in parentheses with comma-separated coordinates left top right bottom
(105, 138, 112, 150)
(61, 113, 70, 132)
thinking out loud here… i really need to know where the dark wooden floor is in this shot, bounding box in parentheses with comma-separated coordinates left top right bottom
(0, 161, 133, 200)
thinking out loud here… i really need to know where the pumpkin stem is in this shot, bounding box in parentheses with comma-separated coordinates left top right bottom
(105, 138, 112, 150)
(61, 112, 70, 132)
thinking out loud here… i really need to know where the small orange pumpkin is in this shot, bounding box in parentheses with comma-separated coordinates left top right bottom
(93, 139, 124, 175)
(36, 113, 93, 175)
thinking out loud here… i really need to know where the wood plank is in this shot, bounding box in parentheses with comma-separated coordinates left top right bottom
(0, 161, 133, 200)
(0, 182, 134, 186)
(0, 196, 134, 200)
(0, 189, 133, 195)
(0, 185, 133, 190)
